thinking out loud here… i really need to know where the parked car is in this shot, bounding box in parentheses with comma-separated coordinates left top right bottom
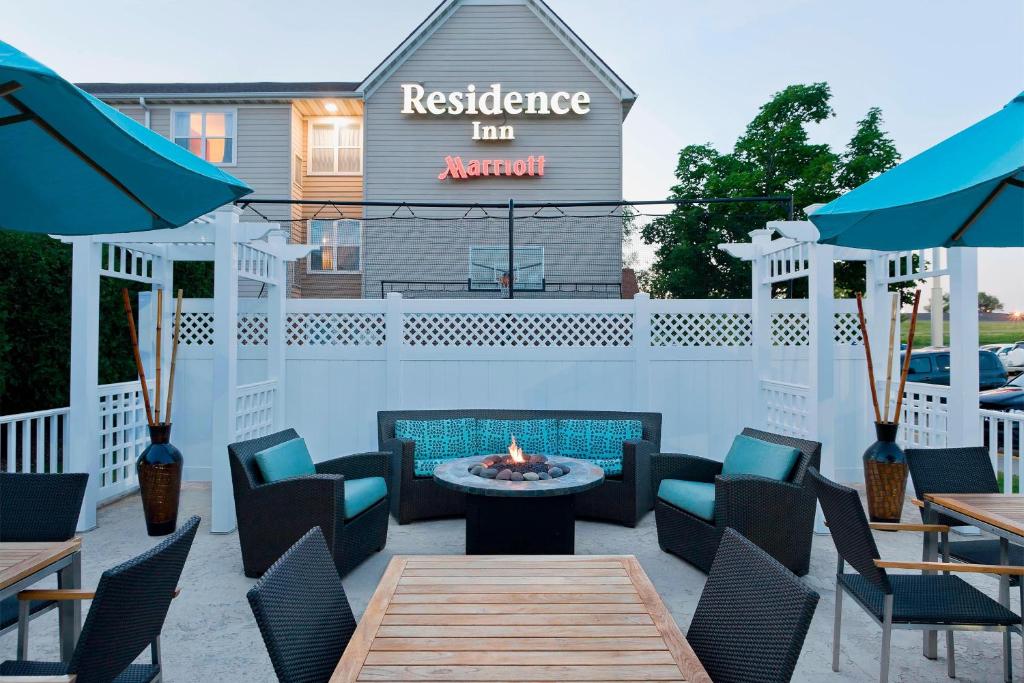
(981, 373, 1023, 455)
(903, 347, 1008, 390)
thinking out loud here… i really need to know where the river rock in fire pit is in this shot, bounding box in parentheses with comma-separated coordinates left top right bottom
(538, 472, 550, 480)
(482, 455, 501, 467)
(548, 466, 563, 478)
(528, 454, 547, 464)
(523, 472, 540, 481)
(470, 465, 483, 475)
(496, 469, 513, 480)
(480, 468, 498, 478)
(510, 471, 524, 481)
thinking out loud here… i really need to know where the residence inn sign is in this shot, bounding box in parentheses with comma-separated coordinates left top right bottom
(83, 0, 637, 297)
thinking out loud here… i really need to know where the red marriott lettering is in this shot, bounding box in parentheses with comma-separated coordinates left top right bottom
(438, 155, 545, 181)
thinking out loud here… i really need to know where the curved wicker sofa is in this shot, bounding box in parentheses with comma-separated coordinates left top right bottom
(378, 409, 661, 526)
(652, 428, 821, 576)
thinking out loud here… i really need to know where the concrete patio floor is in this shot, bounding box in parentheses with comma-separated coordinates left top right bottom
(1, 483, 1020, 682)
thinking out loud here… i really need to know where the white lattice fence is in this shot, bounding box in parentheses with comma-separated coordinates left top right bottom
(761, 379, 811, 438)
(982, 409, 1023, 494)
(771, 311, 810, 346)
(650, 312, 752, 347)
(236, 380, 277, 441)
(286, 312, 386, 346)
(0, 407, 69, 474)
(403, 312, 634, 347)
(97, 381, 148, 502)
(891, 382, 949, 449)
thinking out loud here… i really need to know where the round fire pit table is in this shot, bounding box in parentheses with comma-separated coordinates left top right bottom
(434, 455, 604, 555)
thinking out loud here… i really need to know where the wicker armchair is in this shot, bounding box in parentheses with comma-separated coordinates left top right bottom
(0, 472, 87, 653)
(811, 469, 1023, 683)
(0, 516, 199, 683)
(377, 409, 661, 526)
(906, 446, 1024, 584)
(652, 428, 821, 575)
(247, 527, 357, 683)
(688, 528, 819, 683)
(228, 429, 389, 578)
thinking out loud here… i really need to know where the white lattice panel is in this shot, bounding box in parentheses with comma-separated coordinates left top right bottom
(833, 312, 863, 345)
(236, 381, 276, 441)
(771, 312, 810, 346)
(97, 382, 147, 500)
(403, 313, 633, 347)
(891, 382, 949, 449)
(761, 380, 810, 438)
(764, 242, 810, 284)
(650, 312, 752, 347)
(180, 312, 214, 347)
(286, 313, 386, 347)
(238, 314, 269, 347)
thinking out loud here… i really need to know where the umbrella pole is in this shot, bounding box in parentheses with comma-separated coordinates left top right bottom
(0, 80, 165, 224)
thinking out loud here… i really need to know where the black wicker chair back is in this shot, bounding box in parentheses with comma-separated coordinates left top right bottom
(69, 516, 199, 683)
(247, 527, 357, 683)
(808, 468, 891, 593)
(229, 428, 301, 492)
(0, 472, 88, 541)
(906, 446, 999, 524)
(688, 528, 819, 683)
(377, 409, 662, 448)
(740, 428, 821, 484)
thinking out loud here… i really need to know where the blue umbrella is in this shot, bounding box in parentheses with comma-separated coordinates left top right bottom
(0, 40, 251, 235)
(810, 92, 1024, 250)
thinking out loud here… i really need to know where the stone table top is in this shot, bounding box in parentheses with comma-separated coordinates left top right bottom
(433, 455, 604, 498)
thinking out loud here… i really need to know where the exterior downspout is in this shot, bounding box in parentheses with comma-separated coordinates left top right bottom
(138, 96, 150, 129)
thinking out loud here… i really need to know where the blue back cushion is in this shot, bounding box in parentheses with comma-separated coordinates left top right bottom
(395, 418, 477, 477)
(557, 419, 642, 476)
(721, 434, 800, 481)
(255, 438, 316, 483)
(477, 419, 559, 457)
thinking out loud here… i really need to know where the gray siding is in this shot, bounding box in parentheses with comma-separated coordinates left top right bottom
(361, 2, 624, 297)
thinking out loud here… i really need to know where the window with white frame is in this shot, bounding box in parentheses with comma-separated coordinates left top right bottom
(308, 117, 362, 175)
(469, 246, 544, 291)
(308, 219, 362, 273)
(172, 109, 236, 164)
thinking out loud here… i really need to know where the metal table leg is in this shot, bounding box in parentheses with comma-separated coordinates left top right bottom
(57, 551, 81, 663)
(1000, 537, 1011, 682)
(922, 505, 938, 659)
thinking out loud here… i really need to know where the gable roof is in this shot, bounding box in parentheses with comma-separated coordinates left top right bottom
(358, 0, 637, 115)
(78, 82, 360, 100)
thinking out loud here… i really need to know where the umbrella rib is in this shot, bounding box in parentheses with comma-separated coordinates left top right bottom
(2, 82, 167, 225)
(949, 176, 1021, 243)
(0, 112, 33, 127)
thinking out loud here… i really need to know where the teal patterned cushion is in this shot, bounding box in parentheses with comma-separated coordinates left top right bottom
(395, 418, 477, 478)
(476, 419, 559, 457)
(557, 419, 642, 476)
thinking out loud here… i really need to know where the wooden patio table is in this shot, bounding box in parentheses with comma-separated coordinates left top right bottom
(0, 538, 82, 661)
(922, 493, 1024, 660)
(331, 554, 711, 682)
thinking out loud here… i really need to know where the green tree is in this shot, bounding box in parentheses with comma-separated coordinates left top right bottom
(978, 291, 1003, 313)
(642, 83, 899, 298)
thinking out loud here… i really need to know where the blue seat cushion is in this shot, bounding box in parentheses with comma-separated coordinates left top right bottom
(395, 418, 477, 477)
(477, 419, 559, 457)
(343, 476, 387, 519)
(557, 419, 642, 476)
(721, 434, 800, 481)
(658, 480, 716, 521)
(254, 438, 316, 483)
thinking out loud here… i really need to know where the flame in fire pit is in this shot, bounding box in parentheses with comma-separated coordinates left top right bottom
(508, 435, 525, 464)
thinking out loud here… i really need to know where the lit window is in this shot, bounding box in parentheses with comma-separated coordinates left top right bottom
(469, 246, 544, 291)
(172, 110, 235, 164)
(308, 118, 362, 175)
(308, 219, 361, 273)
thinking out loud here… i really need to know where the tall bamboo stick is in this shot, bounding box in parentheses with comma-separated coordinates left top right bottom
(165, 290, 183, 422)
(121, 288, 155, 427)
(882, 292, 899, 423)
(856, 292, 882, 423)
(154, 289, 163, 424)
(893, 290, 923, 421)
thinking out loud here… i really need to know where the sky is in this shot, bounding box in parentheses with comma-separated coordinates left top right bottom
(5, 0, 1022, 309)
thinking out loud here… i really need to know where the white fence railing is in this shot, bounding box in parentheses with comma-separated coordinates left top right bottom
(892, 382, 950, 449)
(983, 409, 1024, 494)
(761, 379, 811, 439)
(97, 381, 148, 502)
(236, 380, 277, 442)
(0, 406, 70, 474)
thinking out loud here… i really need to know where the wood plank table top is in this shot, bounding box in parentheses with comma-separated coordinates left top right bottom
(0, 538, 81, 592)
(332, 555, 710, 683)
(925, 493, 1024, 539)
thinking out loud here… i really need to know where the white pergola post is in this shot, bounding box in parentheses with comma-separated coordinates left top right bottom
(211, 206, 241, 533)
(808, 243, 836, 480)
(68, 238, 102, 531)
(930, 248, 945, 347)
(947, 247, 980, 446)
(748, 229, 773, 427)
(267, 230, 288, 431)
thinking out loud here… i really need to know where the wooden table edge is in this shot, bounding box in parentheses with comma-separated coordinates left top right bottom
(331, 556, 407, 683)
(0, 538, 82, 591)
(924, 494, 1024, 537)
